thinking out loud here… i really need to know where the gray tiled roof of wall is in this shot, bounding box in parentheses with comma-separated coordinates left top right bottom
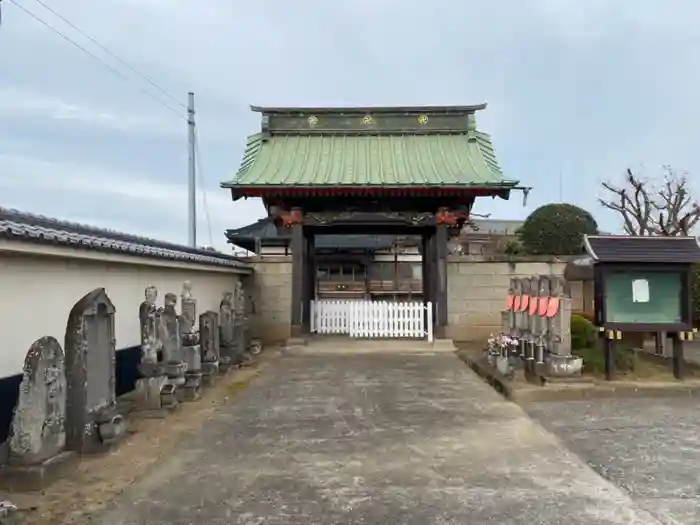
(225, 218, 396, 250)
(225, 217, 521, 252)
(0, 207, 250, 269)
(584, 235, 700, 263)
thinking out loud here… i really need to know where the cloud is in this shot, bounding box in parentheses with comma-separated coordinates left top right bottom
(0, 87, 182, 137)
(3, 0, 700, 243)
(0, 152, 266, 250)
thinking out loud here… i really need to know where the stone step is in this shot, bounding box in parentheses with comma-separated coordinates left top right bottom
(286, 337, 456, 355)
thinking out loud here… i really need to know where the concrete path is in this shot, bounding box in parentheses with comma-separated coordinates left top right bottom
(528, 398, 700, 525)
(96, 343, 663, 525)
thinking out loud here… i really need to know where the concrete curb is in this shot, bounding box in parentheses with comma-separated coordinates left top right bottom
(461, 353, 700, 405)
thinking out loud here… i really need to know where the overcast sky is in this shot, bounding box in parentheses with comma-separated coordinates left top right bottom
(1, 0, 699, 250)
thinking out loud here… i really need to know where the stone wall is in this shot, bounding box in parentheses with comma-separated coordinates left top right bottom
(247, 257, 293, 344)
(244, 254, 583, 345)
(447, 255, 573, 342)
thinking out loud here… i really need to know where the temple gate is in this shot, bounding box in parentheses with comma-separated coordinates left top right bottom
(223, 104, 522, 341)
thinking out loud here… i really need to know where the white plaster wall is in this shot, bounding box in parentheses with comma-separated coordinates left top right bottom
(0, 252, 243, 378)
(259, 246, 287, 256)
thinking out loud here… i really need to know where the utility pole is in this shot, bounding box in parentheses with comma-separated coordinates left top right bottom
(187, 92, 196, 248)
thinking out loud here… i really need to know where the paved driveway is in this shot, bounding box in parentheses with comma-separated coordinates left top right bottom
(528, 398, 700, 525)
(97, 348, 664, 524)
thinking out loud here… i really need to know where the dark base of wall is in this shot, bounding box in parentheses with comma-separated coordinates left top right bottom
(115, 345, 141, 397)
(0, 345, 142, 443)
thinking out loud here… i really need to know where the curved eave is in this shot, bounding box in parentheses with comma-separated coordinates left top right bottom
(250, 103, 488, 114)
(224, 184, 519, 202)
(221, 128, 518, 198)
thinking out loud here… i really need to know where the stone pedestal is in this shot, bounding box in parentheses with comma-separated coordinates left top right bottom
(201, 361, 219, 387)
(180, 343, 202, 401)
(184, 372, 203, 401)
(164, 361, 186, 402)
(218, 356, 232, 374)
(96, 412, 127, 445)
(546, 355, 583, 378)
(0, 451, 75, 492)
(235, 321, 247, 363)
(133, 376, 179, 415)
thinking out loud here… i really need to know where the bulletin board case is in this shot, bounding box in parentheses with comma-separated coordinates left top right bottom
(593, 262, 693, 332)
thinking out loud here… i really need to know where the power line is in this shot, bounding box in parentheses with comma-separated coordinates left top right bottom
(7, 0, 186, 120)
(194, 129, 214, 248)
(27, 0, 187, 111)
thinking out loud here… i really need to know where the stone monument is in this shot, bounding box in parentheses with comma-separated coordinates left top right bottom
(515, 278, 529, 358)
(200, 310, 224, 376)
(535, 276, 551, 363)
(219, 291, 240, 366)
(64, 288, 126, 454)
(179, 281, 204, 397)
(159, 292, 188, 402)
(545, 276, 582, 377)
(235, 282, 255, 366)
(0, 337, 73, 490)
(134, 286, 178, 414)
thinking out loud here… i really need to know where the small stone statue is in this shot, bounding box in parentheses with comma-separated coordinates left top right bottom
(234, 281, 245, 318)
(178, 282, 203, 397)
(220, 291, 236, 361)
(160, 293, 180, 364)
(133, 286, 180, 413)
(138, 286, 161, 375)
(181, 280, 193, 301)
(180, 281, 197, 335)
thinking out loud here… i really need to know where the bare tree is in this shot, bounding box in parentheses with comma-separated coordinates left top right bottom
(599, 166, 700, 236)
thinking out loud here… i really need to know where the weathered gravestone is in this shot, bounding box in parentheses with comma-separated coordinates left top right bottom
(235, 282, 256, 366)
(179, 281, 203, 398)
(200, 310, 224, 375)
(64, 288, 126, 453)
(219, 291, 239, 366)
(0, 337, 74, 490)
(159, 292, 188, 402)
(134, 286, 178, 414)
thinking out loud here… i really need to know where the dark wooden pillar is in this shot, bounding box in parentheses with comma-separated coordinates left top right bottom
(290, 219, 304, 337)
(672, 332, 685, 380)
(424, 232, 437, 325)
(302, 232, 315, 333)
(434, 224, 448, 339)
(421, 233, 431, 308)
(603, 334, 615, 381)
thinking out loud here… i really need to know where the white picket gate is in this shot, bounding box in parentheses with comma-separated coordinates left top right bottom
(310, 299, 433, 341)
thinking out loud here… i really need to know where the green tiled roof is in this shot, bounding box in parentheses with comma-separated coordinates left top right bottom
(223, 131, 514, 187)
